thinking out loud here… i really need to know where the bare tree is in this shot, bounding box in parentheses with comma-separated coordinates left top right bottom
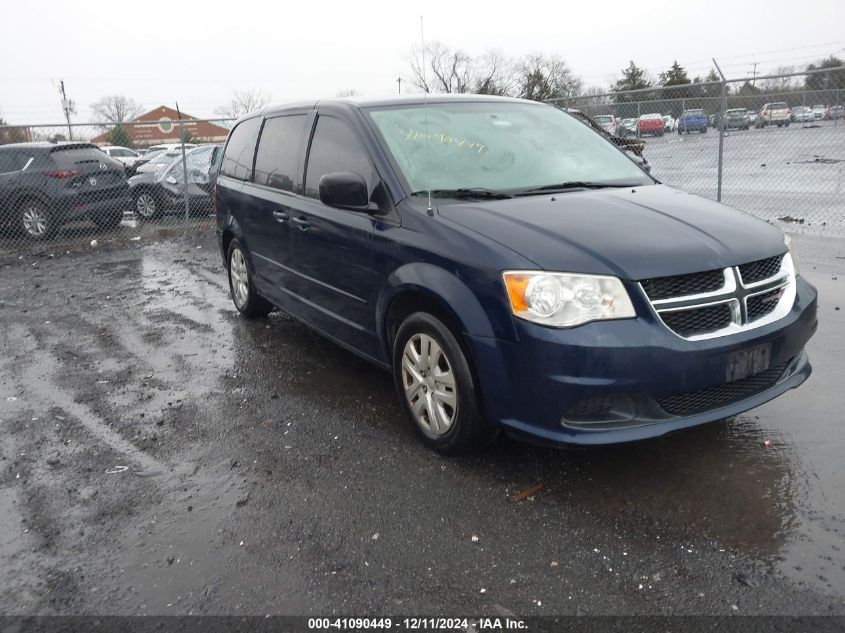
(90, 95, 142, 128)
(517, 53, 583, 102)
(408, 41, 475, 93)
(760, 66, 798, 93)
(215, 89, 271, 119)
(336, 88, 360, 97)
(473, 49, 517, 95)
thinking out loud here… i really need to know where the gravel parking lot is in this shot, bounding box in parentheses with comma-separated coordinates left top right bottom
(644, 121, 845, 233)
(0, 229, 843, 616)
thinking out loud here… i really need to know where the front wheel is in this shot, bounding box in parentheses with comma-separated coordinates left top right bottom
(227, 239, 272, 318)
(134, 190, 159, 221)
(393, 312, 495, 455)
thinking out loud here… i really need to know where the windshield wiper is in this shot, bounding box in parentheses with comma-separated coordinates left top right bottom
(515, 181, 640, 195)
(411, 188, 513, 200)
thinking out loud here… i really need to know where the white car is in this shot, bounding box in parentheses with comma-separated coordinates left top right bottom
(791, 106, 815, 123)
(662, 115, 676, 132)
(100, 145, 141, 167)
(811, 105, 826, 120)
(142, 143, 197, 155)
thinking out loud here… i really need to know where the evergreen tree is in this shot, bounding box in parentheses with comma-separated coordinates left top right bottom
(805, 56, 845, 92)
(612, 62, 651, 103)
(107, 125, 132, 148)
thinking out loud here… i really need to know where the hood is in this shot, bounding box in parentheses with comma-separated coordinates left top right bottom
(437, 185, 786, 280)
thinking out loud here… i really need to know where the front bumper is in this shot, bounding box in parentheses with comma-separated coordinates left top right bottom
(466, 277, 818, 445)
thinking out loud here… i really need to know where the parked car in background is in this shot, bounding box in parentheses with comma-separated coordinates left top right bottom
(562, 108, 649, 172)
(678, 109, 708, 134)
(0, 142, 130, 239)
(637, 113, 665, 136)
(747, 110, 758, 125)
(824, 105, 843, 120)
(100, 145, 140, 167)
(662, 115, 676, 132)
(215, 95, 816, 453)
(143, 142, 197, 154)
(791, 106, 814, 123)
(723, 109, 751, 130)
(592, 114, 618, 135)
(756, 102, 791, 128)
(129, 145, 222, 221)
(134, 149, 182, 174)
(811, 105, 826, 120)
(617, 118, 638, 137)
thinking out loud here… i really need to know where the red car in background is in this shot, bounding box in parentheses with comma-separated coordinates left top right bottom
(637, 113, 665, 137)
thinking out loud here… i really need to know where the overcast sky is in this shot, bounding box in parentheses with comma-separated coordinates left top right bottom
(1, 0, 843, 125)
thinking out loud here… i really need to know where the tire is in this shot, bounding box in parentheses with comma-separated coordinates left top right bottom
(701, 127, 707, 134)
(393, 311, 495, 455)
(19, 198, 57, 241)
(227, 239, 272, 318)
(92, 210, 124, 230)
(134, 189, 159, 222)
(678, 128, 682, 135)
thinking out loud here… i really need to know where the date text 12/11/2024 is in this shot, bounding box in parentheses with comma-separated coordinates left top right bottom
(307, 617, 527, 630)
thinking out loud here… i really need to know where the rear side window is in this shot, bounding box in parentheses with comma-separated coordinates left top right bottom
(304, 116, 376, 199)
(0, 150, 28, 173)
(221, 118, 261, 181)
(253, 114, 308, 192)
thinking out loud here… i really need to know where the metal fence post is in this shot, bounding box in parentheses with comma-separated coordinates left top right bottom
(175, 103, 191, 225)
(637, 101, 641, 138)
(713, 59, 727, 202)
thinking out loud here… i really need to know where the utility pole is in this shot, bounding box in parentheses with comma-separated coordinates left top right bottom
(397, 76, 402, 94)
(58, 80, 75, 141)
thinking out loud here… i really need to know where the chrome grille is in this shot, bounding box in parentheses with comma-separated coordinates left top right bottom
(747, 287, 785, 322)
(640, 254, 795, 340)
(739, 255, 784, 285)
(661, 303, 734, 337)
(641, 268, 725, 301)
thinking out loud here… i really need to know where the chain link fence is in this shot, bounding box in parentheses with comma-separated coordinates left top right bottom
(551, 66, 845, 235)
(1, 69, 844, 255)
(0, 117, 234, 255)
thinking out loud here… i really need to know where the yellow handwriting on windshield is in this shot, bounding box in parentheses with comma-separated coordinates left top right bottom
(401, 129, 487, 154)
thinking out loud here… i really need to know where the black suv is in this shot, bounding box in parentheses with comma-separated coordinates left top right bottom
(0, 142, 131, 239)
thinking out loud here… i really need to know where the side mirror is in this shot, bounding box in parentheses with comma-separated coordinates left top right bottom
(318, 172, 370, 211)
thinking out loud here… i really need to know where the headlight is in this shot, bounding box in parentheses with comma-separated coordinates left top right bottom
(784, 234, 800, 275)
(503, 271, 636, 327)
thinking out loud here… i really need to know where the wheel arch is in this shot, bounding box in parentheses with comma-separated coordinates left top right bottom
(376, 262, 501, 365)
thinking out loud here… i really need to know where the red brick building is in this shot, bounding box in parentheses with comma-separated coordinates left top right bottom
(92, 106, 230, 147)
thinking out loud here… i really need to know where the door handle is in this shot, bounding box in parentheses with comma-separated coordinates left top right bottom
(272, 210, 289, 223)
(291, 216, 310, 231)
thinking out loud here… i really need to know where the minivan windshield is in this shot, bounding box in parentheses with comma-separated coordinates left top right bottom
(367, 101, 652, 195)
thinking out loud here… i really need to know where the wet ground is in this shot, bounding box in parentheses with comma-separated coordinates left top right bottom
(644, 120, 845, 234)
(0, 229, 843, 616)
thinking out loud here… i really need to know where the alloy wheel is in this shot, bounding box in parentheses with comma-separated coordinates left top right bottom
(230, 248, 249, 309)
(401, 333, 458, 436)
(135, 193, 157, 218)
(22, 204, 48, 237)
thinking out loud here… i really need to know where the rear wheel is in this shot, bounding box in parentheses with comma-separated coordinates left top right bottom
(393, 312, 495, 455)
(227, 239, 272, 318)
(20, 199, 56, 241)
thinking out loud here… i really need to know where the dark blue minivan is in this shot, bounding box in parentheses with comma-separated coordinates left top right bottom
(215, 95, 817, 454)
